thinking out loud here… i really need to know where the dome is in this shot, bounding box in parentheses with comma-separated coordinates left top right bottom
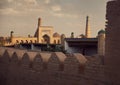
(98, 29, 105, 35)
(61, 34, 66, 38)
(53, 32, 60, 37)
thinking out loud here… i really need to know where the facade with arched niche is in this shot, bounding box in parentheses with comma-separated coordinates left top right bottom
(8, 18, 63, 46)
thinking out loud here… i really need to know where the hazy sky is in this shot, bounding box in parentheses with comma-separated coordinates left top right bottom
(0, 0, 109, 37)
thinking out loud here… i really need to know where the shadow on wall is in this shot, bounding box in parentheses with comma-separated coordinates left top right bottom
(0, 47, 87, 73)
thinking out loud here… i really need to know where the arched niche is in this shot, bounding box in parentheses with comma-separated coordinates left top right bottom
(9, 52, 19, 78)
(54, 40, 56, 44)
(32, 53, 43, 71)
(48, 52, 66, 71)
(16, 40, 19, 44)
(0, 50, 10, 74)
(40, 53, 51, 70)
(1, 50, 10, 64)
(21, 40, 24, 43)
(43, 34, 50, 44)
(26, 40, 28, 43)
(58, 40, 60, 44)
(11, 52, 19, 65)
(48, 53, 60, 71)
(21, 53, 30, 68)
(30, 40, 33, 43)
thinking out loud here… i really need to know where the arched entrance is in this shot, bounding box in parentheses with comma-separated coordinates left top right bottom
(43, 34, 50, 44)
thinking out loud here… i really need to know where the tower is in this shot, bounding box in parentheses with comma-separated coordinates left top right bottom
(105, 0, 120, 84)
(85, 16, 91, 38)
(34, 17, 41, 38)
(98, 29, 105, 56)
(61, 34, 66, 48)
(38, 18, 41, 43)
(38, 18, 41, 27)
(71, 32, 74, 38)
(10, 31, 14, 43)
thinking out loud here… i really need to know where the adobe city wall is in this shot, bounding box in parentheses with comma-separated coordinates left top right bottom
(0, 47, 110, 85)
(105, 0, 120, 85)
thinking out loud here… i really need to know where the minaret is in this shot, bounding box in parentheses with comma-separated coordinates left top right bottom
(38, 17, 41, 27)
(85, 16, 91, 38)
(10, 31, 14, 43)
(34, 18, 41, 42)
(37, 17, 41, 43)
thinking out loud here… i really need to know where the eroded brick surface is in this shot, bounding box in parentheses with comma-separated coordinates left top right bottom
(0, 48, 110, 85)
(105, 0, 120, 85)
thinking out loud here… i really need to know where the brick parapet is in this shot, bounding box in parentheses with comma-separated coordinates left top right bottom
(0, 47, 111, 85)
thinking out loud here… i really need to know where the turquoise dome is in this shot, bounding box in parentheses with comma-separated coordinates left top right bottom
(98, 29, 105, 35)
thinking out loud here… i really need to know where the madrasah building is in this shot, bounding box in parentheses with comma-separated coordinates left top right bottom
(2, 18, 63, 46)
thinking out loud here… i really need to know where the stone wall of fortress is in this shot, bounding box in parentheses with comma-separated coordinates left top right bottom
(0, 47, 111, 85)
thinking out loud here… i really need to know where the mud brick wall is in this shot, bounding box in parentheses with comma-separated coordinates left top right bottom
(0, 47, 111, 85)
(105, 0, 120, 85)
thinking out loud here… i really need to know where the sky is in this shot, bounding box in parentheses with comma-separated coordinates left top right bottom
(0, 0, 109, 37)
